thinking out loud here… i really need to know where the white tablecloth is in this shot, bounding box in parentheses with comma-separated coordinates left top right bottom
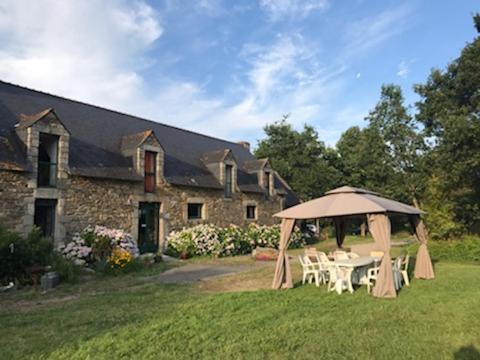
(332, 256, 379, 285)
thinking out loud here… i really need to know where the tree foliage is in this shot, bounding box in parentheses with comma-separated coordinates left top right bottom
(414, 13, 480, 233)
(254, 115, 342, 200)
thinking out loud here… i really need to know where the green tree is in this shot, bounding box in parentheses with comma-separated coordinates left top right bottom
(414, 14, 480, 232)
(365, 84, 426, 204)
(255, 116, 341, 200)
(336, 125, 393, 196)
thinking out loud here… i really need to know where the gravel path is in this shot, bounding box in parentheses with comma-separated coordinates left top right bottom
(156, 264, 251, 284)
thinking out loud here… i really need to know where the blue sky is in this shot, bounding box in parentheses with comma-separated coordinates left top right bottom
(0, 1, 477, 147)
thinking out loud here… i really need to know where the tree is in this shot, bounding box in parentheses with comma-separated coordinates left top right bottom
(414, 14, 480, 231)
(255, 115, 342, 200)
(336, 125, 393, 196)
(365, 84, 426, 204)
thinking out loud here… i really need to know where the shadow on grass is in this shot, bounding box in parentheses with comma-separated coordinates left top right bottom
(454, 345, 480, 359)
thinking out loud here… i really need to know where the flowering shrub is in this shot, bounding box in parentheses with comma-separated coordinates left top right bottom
(108, 247, 133, 272)
(59, 233, 92, 266)
(93, 226, 139, 258)
(167, 223, 305, 258)
(58, 226, 139, 267)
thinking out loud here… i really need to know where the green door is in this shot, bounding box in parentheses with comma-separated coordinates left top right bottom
(138, 202, 160, 254)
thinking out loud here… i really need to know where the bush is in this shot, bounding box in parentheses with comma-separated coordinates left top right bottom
(58, 226, 139, 268)
(50, 253, 79, 284)
(166, 223, 305, 258)
(0, 224, 29, 285)
(407, 236, 480, 264)
(0, 224, 53, 285)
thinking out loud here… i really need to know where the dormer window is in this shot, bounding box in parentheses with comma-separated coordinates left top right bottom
(225, 164, 233, 198)
(144, 151, 156, 193)
(37, 133, 58, 187)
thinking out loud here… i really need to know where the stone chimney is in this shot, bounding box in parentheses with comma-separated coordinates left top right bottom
(237, 141, 250, 151)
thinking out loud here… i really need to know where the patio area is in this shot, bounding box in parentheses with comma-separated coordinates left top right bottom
(273, 186, 435, 298)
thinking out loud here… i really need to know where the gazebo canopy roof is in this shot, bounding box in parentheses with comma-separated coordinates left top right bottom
(274, 186, 423, 219)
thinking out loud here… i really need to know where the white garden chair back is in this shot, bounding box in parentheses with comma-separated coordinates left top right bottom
(304, 250, 328, 285)
(334, 250, 349, 261)
(370, 251, 384, 258)
(400, 255, 410, 286)
(366, 265, 380, 294)
(318, 251, 331, 264)
(348, 252, 360, 259)
(298, 255, 320, 287)
(392, 256, 403, 290)
(327, 264, 351, 295)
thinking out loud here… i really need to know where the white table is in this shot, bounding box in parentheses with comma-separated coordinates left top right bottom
(332, 256, 381, 291)
(334, 256, 378, 268)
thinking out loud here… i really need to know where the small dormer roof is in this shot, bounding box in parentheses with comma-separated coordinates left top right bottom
(16, 108, 70, 133)
(120, 129, 162, 153)
(243, 158, 269, 172)
(201, 148, 234, 165)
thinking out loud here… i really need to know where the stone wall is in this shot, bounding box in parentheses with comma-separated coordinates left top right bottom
(162, 184, 281, 230)
(64, 176, 135, 237)
(0, 169, 283, 244)
(0, 170, 32, 233)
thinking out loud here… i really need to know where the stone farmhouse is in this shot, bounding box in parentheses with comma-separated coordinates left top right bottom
(0, 81, 298, 252)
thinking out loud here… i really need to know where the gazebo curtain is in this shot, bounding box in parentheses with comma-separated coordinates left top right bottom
(367, 214, 397, 298)
(410, 216, 435, 279)
(272, 218, 296, 289)
(334, 217, 346, 248)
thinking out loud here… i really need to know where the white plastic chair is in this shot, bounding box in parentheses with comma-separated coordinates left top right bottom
(366, 266, 380, 294)
(392, 257, 403, 290)
(400, 255, 410, 286)
(327, 264, 352, 294)
(348, 252, 360, 259)
(304, 250, 328, 285)
(317, 252, 333, 284)
(298, 255, 320, 287)
(318, 251, 331, 264)
(334, 250, 349, 261)
(370, 251, 384, 258)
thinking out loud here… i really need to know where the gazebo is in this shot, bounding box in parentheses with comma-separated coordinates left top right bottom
(272, 186, 435, 298)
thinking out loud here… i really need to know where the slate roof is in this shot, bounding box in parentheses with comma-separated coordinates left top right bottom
(201, 149, 231, 165)
(120, 130, 158, 153)
(0, 80, 299, 206)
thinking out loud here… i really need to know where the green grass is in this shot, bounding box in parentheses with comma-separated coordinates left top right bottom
(1, 260, 479, 359)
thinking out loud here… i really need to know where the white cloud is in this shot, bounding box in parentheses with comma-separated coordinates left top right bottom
(397, 60, 409, 78)
(259, 0, 329, 21)
(0, 0, 162, 109)
(143, 34, 346, 144)
(344, 6, 411, 56)
(197, 0, 225, 16)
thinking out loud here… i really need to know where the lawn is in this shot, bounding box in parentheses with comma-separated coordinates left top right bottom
(1, 241, 480, 359)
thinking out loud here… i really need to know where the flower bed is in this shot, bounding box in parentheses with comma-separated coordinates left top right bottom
(58, 226, 139, 271)
(166, 223, 305, 258)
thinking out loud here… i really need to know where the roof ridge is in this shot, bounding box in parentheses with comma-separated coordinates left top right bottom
(0, 79, 250, 150)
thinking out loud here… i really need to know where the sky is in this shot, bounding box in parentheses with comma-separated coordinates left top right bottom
(0, 0, 478, 147)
